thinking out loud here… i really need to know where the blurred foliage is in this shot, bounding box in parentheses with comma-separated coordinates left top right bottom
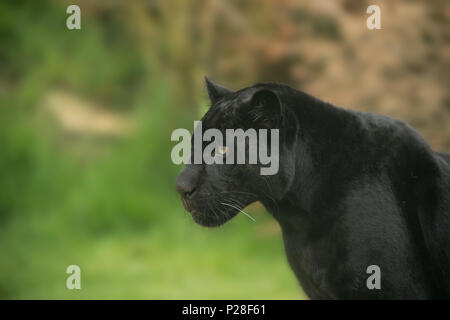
(0, 0, 449, 299)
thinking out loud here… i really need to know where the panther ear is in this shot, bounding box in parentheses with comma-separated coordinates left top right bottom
(247, 89, 282, 128)
(205, 76, 233, 104)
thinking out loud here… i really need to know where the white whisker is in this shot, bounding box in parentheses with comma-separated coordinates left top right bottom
(221, 202, 256, 222)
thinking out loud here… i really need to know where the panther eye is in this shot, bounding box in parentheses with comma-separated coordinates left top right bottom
(217, 146, 227, 156)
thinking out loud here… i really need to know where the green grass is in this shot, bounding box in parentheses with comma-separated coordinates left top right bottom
(0, 213, 303, 299)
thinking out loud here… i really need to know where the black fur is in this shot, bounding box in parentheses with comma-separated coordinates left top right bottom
(175, 79, 450, 299)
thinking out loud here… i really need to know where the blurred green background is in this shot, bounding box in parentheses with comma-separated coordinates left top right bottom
(0, 0, 449, 299)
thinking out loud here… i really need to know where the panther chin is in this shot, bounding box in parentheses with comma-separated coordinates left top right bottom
(190, 209, 239, 227)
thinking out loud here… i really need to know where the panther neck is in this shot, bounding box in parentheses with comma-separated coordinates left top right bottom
(272, 91, 364, 231)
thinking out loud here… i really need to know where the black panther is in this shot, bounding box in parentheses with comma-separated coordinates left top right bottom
(175, 77, 450, 299)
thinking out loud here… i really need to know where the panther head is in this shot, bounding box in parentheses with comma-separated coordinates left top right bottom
(175, 77, 298, 227)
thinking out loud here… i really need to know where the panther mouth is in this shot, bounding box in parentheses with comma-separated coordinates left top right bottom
(181, 198, 207, 219)
(180, 195, 256, 227)
(181, 198, 203, 217)
(181, 198, 191, 212)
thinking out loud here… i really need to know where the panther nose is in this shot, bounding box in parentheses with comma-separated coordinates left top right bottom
(175, 167, 199, 198)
